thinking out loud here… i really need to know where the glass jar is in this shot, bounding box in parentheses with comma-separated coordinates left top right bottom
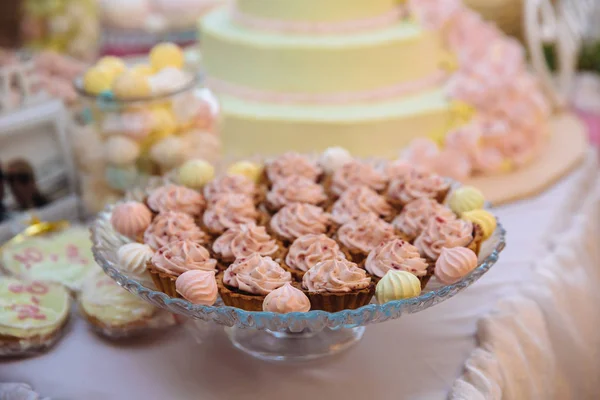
(74, 77, 220, 205)
(21, 0, 100, 61)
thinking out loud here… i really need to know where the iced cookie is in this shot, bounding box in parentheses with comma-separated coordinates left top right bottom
(0, 277, 71, 357)
(78, 269, 175, 338)
(1, 226, 95, 292)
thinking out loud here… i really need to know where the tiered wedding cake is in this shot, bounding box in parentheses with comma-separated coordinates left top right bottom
(200, 0, 550, 179)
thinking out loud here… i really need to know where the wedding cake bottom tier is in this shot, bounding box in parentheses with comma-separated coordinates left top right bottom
(218, 89, 452, 158)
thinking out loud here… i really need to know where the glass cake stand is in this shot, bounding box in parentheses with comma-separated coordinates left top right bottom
(91, 202, 506, 362)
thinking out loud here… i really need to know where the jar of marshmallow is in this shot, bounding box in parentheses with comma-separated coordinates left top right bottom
(75, 42, 220, 194)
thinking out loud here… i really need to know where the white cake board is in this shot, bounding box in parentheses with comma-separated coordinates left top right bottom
(466, 112, 588, 206)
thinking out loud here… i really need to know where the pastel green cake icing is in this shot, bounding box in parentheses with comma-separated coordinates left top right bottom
(237, 0, 402, 23)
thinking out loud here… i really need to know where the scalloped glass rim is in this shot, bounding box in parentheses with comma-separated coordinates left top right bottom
(91, 202, 506, 331)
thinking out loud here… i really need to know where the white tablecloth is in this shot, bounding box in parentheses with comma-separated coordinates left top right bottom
(2, 154, 599, 400)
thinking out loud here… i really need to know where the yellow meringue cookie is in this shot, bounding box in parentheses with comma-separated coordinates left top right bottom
(97, 56, 126, 78)
(375, 270, 421, 304)
(178, 159, 215, 189)
(150, 42, 184, 71)
(227, 161, 263, 183)
(461, 209, 497, 240)
(148, 106, 177, 137)
(130, 64, 154, 77)
(83, 66, 113, 95)
(112, 71, 152, 100)
(448, 186, 485, 216)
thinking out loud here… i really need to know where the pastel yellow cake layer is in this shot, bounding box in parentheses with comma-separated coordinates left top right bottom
(201, 9, 447, 94)
(237, 0, 402, 22)
(219, 89, 453, 158)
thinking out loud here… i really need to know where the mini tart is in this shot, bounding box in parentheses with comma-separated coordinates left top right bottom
(201, 193, 265, 236)
(326, 160, 388, 198)
(264, 152, 323, 186)
(79, 270, 161, 338)
(392, 198, 457, 242)
(329, 185, 395, 224)
(386, 170, 450, 208)
(265, 175, 328, 213)
(146, 184, 205, 218)
(268, 203, 336, 245)
(217, 254, 292, 311)
(0, 278, 71, 357)
(364, 239, 430, 288)
(203, 174, 265, 205)
(281, 234, 349, 282)
(334, 213, 397, 265)
(301, 258, 375, 312)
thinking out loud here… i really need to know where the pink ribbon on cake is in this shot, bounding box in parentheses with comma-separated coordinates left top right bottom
(207, 69, 448, 105)
(230, 6, 406, 34)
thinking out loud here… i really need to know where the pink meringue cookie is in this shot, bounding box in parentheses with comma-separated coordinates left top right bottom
(262, 283, 311, 313)
(302, 258, 370, 293)
(365, 239, 428, 278)
(331, 185, 393, 224)
(336, 213, 397, 255)
(212, 223, 279, 262)
(202, 193, 259, 234)
(286, 234, 343, 272)
(330, 160, 387, 197)
(203, 174, 256, 204)
(392, 198, 456, 240)
(111, 201, 152, 239)
(266, 152, 322, 184)
(414, 216, 473, 261)
(147, 184, 206, 217)
(144, 211, 209, 250)
(151, 239, 216, 276)
(224, 254, 292, 295)
(434, 247, 478, 284)
(266, 175, 327, 210)
(270, 203, 332, 242)
(176, 270, 218, 305)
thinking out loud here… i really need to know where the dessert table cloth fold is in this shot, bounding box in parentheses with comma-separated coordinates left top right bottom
(2, 153, 599, 400)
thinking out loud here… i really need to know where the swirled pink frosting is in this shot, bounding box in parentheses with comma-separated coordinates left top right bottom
(212, 223, 279, 262)
(202, 193, 259, 234)
(331, 185, 393, 224)
(414, 217, 474, 260)
(330, 160, 387, 196)
(266, 152, 322, 183)
(147, 184, 205, 217)
(270, 203, 331, 241)
(302, 258, 370, 293)
(203, 175, 256, 203)
(286, 234, 343, 272)
(387, 170, 450, 205)
(393, 198, 456, 239)
(435, 247, 478, 284)
(337, 213, 397, 255)
(111, 201, 152, 239)
(223, 254, 292, 295)
(365, 239, 428, 278)
(385, 160, 416, 181)
(266, 175, 327, 210)
(151, 239, 216, 275)
(144, 211, 208, 250)
(262, 283, 311, 313)
(176, 270, 218, 305)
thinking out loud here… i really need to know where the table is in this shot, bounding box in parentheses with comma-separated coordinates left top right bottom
(2, 153, 598, 400)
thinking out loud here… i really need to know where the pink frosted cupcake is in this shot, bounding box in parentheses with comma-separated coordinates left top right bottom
(330, 185, 394, 224)
(217, 254, 292, 311)
(386, 170, 450, 208)
(434, 247, 479, 285)
(202, 193, 261, 236)
(392, 198, 457, 241)
(302, 258, 374, 312)
(283, 234, 347, 281)
(265, 152, 323, 185)
(364, 239, 430, 287)
(111, 201, 152, 241)
(413, 216, 481, 267)
(384, 159, 416, 181)
(265, 175, 328, 212)
(328, 160, 388, 197)
(335, 213, 397, 264)
(203, 174, 261, 204)
(212, 223, 283, 269)
(147, 184, 205, 218)
(269, 203, 334, 244)
(144, 211, 209, 250)
(148, 239, 217, 297)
